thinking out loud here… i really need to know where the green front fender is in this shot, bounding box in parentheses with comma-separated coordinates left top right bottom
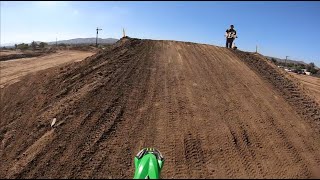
(133, 154, 164, 179)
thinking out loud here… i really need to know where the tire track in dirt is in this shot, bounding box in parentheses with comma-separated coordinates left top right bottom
(5, 41, 146, 178)
(77, 42, 153, 179)
(56, 39, 155, 177)
(152, 40, 181, 179)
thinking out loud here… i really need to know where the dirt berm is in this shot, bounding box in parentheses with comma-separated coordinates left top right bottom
(1, 38, 320, 178)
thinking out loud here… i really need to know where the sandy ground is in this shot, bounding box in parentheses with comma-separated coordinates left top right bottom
(0, 39, 320, 178)
(0, 50, 24, 56)
(290, 73, 320, 104)
(0, 50, 94, 88)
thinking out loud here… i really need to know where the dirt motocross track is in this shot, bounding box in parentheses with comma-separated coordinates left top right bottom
(0, 50, 94, 88)
(1, 38, 320, 178)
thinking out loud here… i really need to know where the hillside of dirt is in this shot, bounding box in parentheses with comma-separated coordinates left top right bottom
(1, 38, 320, 178)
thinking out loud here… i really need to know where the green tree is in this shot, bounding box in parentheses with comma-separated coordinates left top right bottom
(306, 65, 311, 72)
(17, 43, 29, 50)
(306, 62, 315, 72)
(58, 43, 66, 47)
(309, 62, 315, 69)
(287, 63, 294, 68)
(295, 65, 303, 71)
(310, 68, 318, 74)
(306, 62, 318, 74)
(39, 42, 48, 49)
(31, 41, 38, 50)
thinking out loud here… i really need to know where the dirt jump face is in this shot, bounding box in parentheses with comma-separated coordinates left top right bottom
(1, 38, 320, 179)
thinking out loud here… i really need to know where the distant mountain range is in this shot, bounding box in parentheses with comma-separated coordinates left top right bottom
(265, 56, 307, 65)
(46, 38, 119, 45)
(264, 56, 319, 68)
(1, 38, 119, 47)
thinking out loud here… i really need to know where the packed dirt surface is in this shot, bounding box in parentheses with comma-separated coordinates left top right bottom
(290, 73, 320, 104)
(0, 52, 46, 62)
(0, 50, 94, 88)
(1, 38, 320, 179)
(0, 49, 59, 61)
(0, 50, 24, 56)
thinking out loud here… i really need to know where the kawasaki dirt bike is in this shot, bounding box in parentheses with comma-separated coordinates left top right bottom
(133, 148, 164, 179)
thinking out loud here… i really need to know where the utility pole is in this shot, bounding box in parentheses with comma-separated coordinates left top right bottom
(96, 27, 102, 47)
(256, 45, 258, 53)
(56, 37, 57, 47)
(123, 28, 126, 38)
(285, 56, 289, 67)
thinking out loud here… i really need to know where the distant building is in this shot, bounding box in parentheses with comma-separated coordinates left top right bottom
(301, 69, 311, 75)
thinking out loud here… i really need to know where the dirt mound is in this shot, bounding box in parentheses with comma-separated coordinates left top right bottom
(1, 38, 320, 178)
(232, 50, 320, 128)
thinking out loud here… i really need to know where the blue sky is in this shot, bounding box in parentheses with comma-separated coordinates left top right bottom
(1, 1, 320, 66)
